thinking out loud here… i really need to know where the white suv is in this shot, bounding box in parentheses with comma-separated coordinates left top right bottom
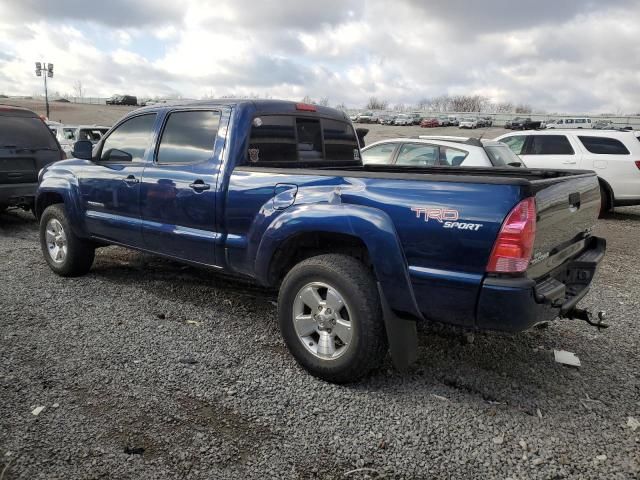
(495, 129, 640, 212)
(361, 136, 524, 168)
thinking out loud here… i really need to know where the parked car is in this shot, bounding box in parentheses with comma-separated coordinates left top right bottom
(36, 99, 606, 383)
(393, 114, 413, 126)
(437, 116, 450, 126)
(509, 117, 542, 130)
(459, 117, 478, 129)
(362, 136, 525, 168)
(496, 129, 640, 214)
(378, 114, 396, 125)
(408, 113, 423, 125)
(479, 116, 493, 127)
(546, 117, 592, 129)
(355, 111, 377, 124)
(0, 105, 64, 212)
(55, 125, 110, 157)
(592, 120, 615, 130)
(448, 116, 459, 126)
(106, 95, 138, 106)
(419, 118, 439, 128)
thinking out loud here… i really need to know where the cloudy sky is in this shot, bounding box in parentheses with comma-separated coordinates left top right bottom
(1, 0, 639, 113)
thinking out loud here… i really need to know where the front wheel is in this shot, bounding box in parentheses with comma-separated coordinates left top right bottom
(278, 254, 387, 383)
(40, 204, 95, 276)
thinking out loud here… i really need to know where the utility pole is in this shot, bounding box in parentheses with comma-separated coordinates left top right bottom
(35, 62, 54, 119)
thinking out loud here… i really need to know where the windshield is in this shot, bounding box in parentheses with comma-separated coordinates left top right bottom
(485, 144, 525, 167)
(463, 118, 475, 122)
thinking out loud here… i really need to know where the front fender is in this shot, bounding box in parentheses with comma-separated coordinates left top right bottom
(37, 174, 88, 238)
(255, 203, 423, 319)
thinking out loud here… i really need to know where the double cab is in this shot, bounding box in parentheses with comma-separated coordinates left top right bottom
(36, 100, 606, 382)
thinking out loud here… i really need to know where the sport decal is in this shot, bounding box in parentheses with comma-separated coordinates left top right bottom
(411, 206, 483, 231)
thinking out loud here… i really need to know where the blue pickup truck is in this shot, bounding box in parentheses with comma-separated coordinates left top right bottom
(36, 100, 606, 382)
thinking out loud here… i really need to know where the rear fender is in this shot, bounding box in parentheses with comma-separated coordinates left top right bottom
(255, 203, 423, 319)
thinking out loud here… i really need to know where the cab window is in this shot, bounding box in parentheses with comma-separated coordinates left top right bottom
(100, 114, 156, 162)
(157, 110, 220, 164)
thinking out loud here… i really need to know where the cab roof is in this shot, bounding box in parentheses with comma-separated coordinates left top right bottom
(134, 98, 350, 121)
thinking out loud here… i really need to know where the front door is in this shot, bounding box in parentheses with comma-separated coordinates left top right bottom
(78, 113, 158, 246)
(139, 109, 222, 265)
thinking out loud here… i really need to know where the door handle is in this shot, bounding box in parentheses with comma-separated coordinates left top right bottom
(123, 175, 139, 186)
(562, 160, 577, 165)
(189, 180, 210, 192)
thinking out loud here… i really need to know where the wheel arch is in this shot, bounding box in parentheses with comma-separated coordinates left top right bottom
(597, 176, 614, 212)
(255, 203, 423, 320)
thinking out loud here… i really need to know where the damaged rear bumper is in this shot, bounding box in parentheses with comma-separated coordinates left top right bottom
(475, 236, 606, 332)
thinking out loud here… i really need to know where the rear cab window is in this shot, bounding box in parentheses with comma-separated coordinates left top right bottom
(247, 115, 360, 167)
(578, 136, 630, 155)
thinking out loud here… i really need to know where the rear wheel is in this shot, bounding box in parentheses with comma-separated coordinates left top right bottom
(40, 204, 95, 276)
(598, 184, 612, 218)
(278, 254, 387, 383)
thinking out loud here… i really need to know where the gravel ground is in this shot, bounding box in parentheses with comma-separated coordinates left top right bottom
(1, 204, 639, 479)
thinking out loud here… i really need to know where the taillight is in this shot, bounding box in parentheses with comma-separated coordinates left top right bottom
(486, 197, 536, 273)
(635, 160, 640, 170)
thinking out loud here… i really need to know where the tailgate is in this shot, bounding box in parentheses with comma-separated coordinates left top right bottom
(0, 154, 37, 184)
(528, 173, 600, 279)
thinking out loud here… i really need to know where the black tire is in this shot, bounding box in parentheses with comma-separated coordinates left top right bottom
(278, 254, 387, 383)
(40, 204, 95, 277)
(598, 184, 612, 218)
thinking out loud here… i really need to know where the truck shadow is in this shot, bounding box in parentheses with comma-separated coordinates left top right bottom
(86, 247, 623, 421)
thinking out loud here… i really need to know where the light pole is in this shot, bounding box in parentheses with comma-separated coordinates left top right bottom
(35, 62, 54, 119)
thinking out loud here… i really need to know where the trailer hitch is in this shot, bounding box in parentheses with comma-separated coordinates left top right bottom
(562, 308, 609, 330)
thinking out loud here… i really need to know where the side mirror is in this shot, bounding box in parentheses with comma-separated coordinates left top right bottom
(508, 162, 522, 168)
(72, 140, 93, 160)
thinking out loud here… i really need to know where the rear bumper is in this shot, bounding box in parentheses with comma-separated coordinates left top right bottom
(475, 236, 606, 332)
(0, 183, 37, 206)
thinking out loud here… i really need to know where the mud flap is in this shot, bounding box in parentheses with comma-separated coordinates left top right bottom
(377, 283, 418, 370)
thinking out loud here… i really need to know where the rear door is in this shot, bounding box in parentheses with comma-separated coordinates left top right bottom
(518, 134, 582, 170)
(139, 109, 223, 265)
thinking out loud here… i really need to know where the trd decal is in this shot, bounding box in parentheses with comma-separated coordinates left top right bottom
(411, 207, 483, 231)
(411, 207, 459, 223)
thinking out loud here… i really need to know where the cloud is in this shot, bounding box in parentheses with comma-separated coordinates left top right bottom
(1, 0, 181, 27)
(0, 0, 638, 113)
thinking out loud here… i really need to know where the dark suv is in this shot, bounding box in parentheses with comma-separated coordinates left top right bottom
(106, 95, 138, 106)
(0, 106, 64, 212)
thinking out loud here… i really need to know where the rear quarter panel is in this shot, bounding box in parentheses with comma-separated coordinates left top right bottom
(224, 168, 524, 327)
